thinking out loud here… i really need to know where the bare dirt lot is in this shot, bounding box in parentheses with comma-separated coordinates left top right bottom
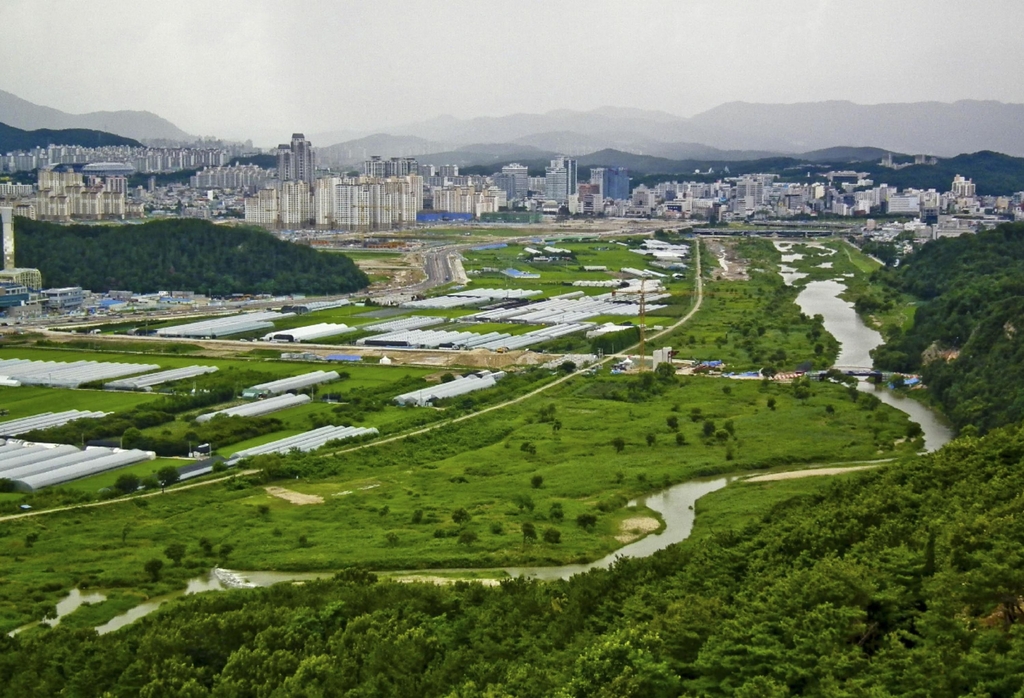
(265, 486, 324, 505)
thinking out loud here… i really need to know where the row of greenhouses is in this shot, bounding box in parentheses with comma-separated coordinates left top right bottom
(0, 410, 109, 437)
(393, 371, 505, 407)
(0, 439, 154, 492)
(155, 311, 293, 338)
(227, 425, 378, 461)
(0, 358, 159, 388)
(105, 365, 219, 391)
(242, 371, 339, 397)
(196, 393, 311, 423)
(262, 323, 356, 342)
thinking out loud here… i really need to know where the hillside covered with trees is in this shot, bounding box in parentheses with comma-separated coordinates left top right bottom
(0, 121, 141, 152)
(14, 218, 368, 295)
(2, 424, 1024, 696)
(872, 222, 1024, 433)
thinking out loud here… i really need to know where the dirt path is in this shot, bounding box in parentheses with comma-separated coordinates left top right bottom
(745, 464, 879, 482)
(0, 470, 260, 522)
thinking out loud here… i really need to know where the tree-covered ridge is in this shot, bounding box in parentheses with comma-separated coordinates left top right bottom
(2, 426, 1023, 696)
(14, 218, 369, 295)
(0, 121, 141, 152)
(872, 222, 1024, 432)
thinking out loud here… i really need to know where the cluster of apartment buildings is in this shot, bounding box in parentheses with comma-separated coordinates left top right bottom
(0, 143, 251, 174)
(0, 169, 142, 222)
(626, 172, 1024, 226)
(240, 136, 635, 231)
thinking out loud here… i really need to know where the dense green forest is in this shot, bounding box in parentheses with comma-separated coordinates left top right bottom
(2, 425, 1023, 696)
(872, 222, 1024, 432)
(14, 218, 368, 295)
(851, 151, 1024, 196)
(464, 148, 1024, 195)
(0, 121, 141, 152)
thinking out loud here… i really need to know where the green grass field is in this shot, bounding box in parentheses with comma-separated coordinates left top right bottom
(0, 370, 921, 632)
(0, 386, 158, 421)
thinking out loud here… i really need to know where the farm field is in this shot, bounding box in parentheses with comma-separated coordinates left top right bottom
(460, 239, 692, 296)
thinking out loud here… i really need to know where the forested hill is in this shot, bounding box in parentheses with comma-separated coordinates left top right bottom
(3, 425, 1024, 695)
(14, 218, 368, 296)
(0, 121, 141, 152)
(854, 151, 1024, 196)
(872, 222, 1024, 432)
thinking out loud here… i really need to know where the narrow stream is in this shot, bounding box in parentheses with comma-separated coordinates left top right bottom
(504, 476, 736, 580)
(857, 381, 953, 452)
(7, 588, 107, 636)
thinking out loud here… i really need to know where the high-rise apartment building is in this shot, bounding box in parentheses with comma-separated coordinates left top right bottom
(363, 157, 420, 178)
(951, 174, 976, 198)
(33, 169, 126, 221)
(501, 163, 529, 200)
(1, 206, 14, 270)
(433, 186, 507, 216)
(277, 134, 315, 184)
(544, 157, 577, 204)
(602, 167, 630, 201)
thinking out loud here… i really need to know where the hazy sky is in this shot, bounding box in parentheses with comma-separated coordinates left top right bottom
(2, 0, 1023, 144)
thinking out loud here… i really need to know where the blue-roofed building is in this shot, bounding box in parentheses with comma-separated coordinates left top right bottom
(502, 268, 540, 279)
(326, 354, 362, 362)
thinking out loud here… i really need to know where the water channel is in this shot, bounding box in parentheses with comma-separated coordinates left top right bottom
(15, 242, 955, 631)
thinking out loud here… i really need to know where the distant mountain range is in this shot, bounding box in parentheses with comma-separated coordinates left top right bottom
(0, 89, 193, 143)
(3, 88, 1024, 169)
(0, 121, 141, 154)
(317, 138, 898, 175)
(317, 101, 1024, 164)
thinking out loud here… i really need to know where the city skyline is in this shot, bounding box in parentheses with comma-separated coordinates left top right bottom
(2, 0, 1024, 145)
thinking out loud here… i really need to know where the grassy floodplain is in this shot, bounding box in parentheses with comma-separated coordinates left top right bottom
(655, 239, 840, 371)
(0, 367, 920, 632)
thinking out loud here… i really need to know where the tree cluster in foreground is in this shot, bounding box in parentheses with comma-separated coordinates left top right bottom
(14, 218, 368, 296)
(2, 425, 1024, 696)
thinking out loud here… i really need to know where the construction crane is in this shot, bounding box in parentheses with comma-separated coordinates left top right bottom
(614, 278, 648, 372)
(638, 277, 647, 372)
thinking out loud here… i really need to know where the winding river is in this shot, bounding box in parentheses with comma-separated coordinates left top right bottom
(15, 241, 955, 632)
